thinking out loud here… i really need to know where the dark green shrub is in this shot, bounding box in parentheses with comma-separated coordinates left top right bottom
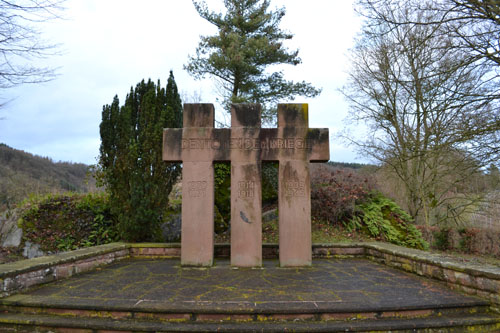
(346, 192, 428, 250)
(98, 73, 182, 241)
(434, 228, 451, 250)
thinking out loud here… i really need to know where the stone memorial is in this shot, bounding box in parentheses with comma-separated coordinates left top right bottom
(163, 103, 329, 267)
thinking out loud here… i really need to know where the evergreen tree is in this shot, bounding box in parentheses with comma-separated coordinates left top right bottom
(185, 0, 321, 123)
(98, 71, 182, 241)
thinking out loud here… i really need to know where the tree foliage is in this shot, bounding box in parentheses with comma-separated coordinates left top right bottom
(343, 0, 500, 226)
(185, 0, 320, 123)
(98, 71, 182, 241)
(0, 0, 64, 89)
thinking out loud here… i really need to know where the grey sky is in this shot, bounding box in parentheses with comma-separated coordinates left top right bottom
(0, 0, 363, 165)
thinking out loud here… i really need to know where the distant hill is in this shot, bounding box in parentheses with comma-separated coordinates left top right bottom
(327, 161, 374, 170)
(0, 143, 97, 211)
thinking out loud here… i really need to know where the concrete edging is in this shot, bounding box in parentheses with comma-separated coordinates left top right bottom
(0, 242, 498, 312)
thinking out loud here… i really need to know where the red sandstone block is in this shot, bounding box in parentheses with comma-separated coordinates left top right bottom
(321, 313, 354, 320)
(53, 328, 93, 333)
(144, 248, 167, 255)
(108, 311, 132, 319)
(381, 309, 432, 318)
(268, 313, 315, 321)
(421, 264, 444, 280)
(460, 285, 478, 295)
(341, 248, 364, 255)
(443, 269, 457, 283)
(23, 271, 54, 288)
(135, 312, 190, 321)
(74, 261, 92, 272)
(474, 277, 500, 293)
(46, 308, 94, 317)
(133, 247, 182, 256)
(164, 248, 181, 256)
(115, 249, 129, 258)
(55, 264, 74, 279)
(475, 289, 496, 304)
(313, 248, 329, 256)
(454, 271, 473, 287)
(321, 312, 376, 321)
(196, 314, 232, 321)
(230, 314, 253, 321)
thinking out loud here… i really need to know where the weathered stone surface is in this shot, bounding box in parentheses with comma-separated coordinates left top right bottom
(169, 104, 216, 267)
(22, 241, 45, 259)
(181, 161, 214, 266)
(0, 209, 22, 248)
(1, 258, 488, 318)
(276, 104, 313, 267)
(0, 241, 499, 315)
(163, 103, 329, 267)
(230, 104, 262, 267)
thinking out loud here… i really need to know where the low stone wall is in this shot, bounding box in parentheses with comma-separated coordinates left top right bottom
(363, 242, 500, 313)
(0, 243, 129, 298)
(0, 242, 498, 313)
(129, 243, 181, 257)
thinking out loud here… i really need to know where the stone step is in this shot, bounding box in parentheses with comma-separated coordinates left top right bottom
(0, 298, 492, 322)
(0, 312, 499, 332)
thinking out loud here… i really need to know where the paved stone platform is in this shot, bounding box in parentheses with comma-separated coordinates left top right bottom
(2, 258, 487, 314)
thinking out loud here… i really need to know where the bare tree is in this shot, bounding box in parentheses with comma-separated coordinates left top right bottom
(343, 0, 500, 226)
(0, 0, 64, 89)
(447, 0, 500, 67)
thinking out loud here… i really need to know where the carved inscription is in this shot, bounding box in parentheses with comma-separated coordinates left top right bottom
(238, 181, 255, 198)
(181, 138, 311, 150)
(284, 181, 305, 197)
(187, 181, 207, 197)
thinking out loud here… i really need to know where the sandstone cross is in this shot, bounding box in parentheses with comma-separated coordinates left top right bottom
(163, 103, 329, 267)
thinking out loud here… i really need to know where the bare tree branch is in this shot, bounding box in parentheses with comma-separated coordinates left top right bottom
(343, 0, 500, 226)
(0, 0, 64, 89)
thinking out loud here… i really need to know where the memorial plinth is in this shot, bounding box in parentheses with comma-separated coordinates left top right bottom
(163, 103, 329, 267)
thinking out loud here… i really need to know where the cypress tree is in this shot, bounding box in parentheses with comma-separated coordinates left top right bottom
(98, 71, 182, 241)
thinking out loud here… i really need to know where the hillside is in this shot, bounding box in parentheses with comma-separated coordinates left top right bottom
(0, 143, 96, 211)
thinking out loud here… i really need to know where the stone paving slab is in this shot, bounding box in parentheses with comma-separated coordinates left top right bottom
(1, 258, 488, 314)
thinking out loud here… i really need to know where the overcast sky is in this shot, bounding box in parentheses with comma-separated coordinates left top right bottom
(0, 0, 365, 165)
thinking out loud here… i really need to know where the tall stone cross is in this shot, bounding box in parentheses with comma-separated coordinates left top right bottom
(163, 103, 329, 267)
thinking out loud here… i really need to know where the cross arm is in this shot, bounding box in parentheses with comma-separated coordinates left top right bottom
(163, 128, 183, 162)
(308, 128, 330, 162)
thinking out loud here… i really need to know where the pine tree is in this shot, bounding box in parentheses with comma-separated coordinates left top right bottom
(98, 71, 182, 241)
(185, 0, 320, 123)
